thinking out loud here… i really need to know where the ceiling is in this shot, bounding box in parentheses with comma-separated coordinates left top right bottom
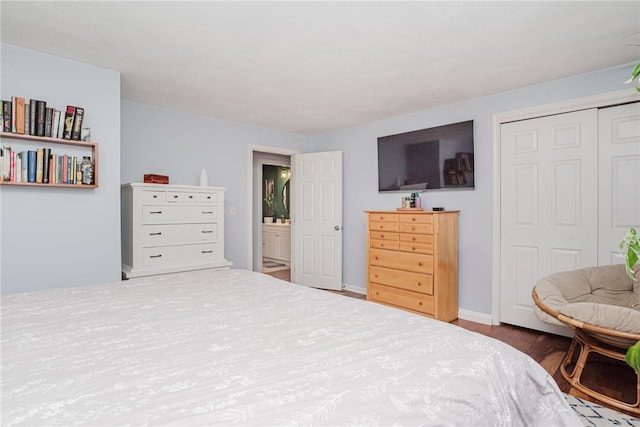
(2, 1, 639, 135)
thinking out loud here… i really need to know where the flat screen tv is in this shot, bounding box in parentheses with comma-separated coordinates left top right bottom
(377, 120, 474, 192)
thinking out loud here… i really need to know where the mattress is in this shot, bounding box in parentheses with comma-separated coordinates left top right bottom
(1, 269, 580, 426)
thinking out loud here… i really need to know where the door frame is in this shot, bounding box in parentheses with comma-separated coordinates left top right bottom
(248, 145, 300, 272)
(491, 89, 639, 325)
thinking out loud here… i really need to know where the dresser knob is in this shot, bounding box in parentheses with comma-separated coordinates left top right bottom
(380, 234, 384, 238)
(153, 195, 158, 198)
(174, 195, 178, 198)
(417, 282, 422, 286)
(375, 256, 379, 260)
(412, 227, 415, 231)
(412, 237, 416, 241)
(419, 301, 423, 306)
(381, 243, 384, 247)
(189, 195, 193, 199)
(374, 274, 378, 278)
(412, 217, 416, 222)
(412, 246, 416, 251)
(418, 262, 423, 266)
(376, 291, 379, 296)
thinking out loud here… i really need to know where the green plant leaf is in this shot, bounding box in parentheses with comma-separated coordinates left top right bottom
(626, 341, 640, 373)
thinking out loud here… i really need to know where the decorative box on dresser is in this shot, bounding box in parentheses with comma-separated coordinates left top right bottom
(365, 210, 459, 322)
(121, 183, 232, 279)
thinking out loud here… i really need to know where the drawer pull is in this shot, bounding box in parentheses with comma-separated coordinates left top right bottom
(375, 256, 379, 260)
(150, 211, 162, 214)
(418, 301, 423, 306)
(380, 234, 384, 238)
(149, 254, 162, 259)
(189, 195, 194, 199)
(206, 196, 212, 200)
(202, 230, 213, 234)
(380, 243, 384, 247)
(412, 217, 416, 222)
(376, 291, 380, 296)
(412, 237, 416, 241)
(411, 227, 416, 231)
(149, 232, 162, 236)
(153, 195, 158, 198)
(418, 282, 422, 286)
(173, 195, 178, 198)
(412, 246, 416, 250)
(202, 211, 214, 214)
(202, 250, 213, 254)
(418, 262, 423, 266)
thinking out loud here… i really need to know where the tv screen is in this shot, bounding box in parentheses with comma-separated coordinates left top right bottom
(377, 120, 474, 192)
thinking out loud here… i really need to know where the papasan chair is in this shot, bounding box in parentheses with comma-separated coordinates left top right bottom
(532, 264, 640, 416)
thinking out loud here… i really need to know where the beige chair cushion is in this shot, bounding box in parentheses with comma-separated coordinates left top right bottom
(533, 264, 640, 334)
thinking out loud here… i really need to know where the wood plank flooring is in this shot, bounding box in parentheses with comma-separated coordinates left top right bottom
(264, 268, 638, 417)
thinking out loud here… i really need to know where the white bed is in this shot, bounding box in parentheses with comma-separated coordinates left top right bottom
(2, 269, 580, 426)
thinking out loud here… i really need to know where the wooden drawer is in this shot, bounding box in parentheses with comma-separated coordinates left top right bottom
(370, 231, 398, 241)
(398, 241, 433, 254)
(370, 221, 398, 232)
(398, 223, 433, 234)
(398, 214, 433, 224)
(369, 213, 398, 222)
(140, 190, 166, 203)
(370, 239, 399, 250)
(141, 243, 220, 267)
(141, 223, 217, 246)
(142, 205, 217, 223)
(399, 233, 433, 244)
(369, 265, 433, 295)
(369, 248, 433, 274)
(369, 283, 434, 315)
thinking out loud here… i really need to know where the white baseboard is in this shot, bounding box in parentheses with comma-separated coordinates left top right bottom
(343, 283, 366, 295)
(458, 308, 493, 325)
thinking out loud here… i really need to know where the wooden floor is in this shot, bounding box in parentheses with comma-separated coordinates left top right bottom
(264, 268, 638, 417)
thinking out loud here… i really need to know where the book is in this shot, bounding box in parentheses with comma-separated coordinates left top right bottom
(11, 97, 16, 133)
(14, 151, 20, 183)
(70, 107, 84, 141)
(20, 151, 28, 182)
(2, 145, 11, 181)
(1, 100, 10, 132)
(35, 147, 44, 183)
(52, 110, 61, 139)
(44, 107, 53, 137)
(27, 150, 36, 182)
(42, 148, 51, 184)
(14, 97, 25, 134)
(29, 99, 37, 135)
(35, 100, 46, 137)
(24, 104, 30, 136)
(62, 106, 75, 139)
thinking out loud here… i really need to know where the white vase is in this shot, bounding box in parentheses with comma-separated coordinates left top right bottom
(199, 168, 208, 186)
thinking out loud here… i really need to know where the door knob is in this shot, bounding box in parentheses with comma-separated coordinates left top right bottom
(334, 225, 342, 231)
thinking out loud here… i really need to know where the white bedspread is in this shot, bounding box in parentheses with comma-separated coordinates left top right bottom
(2, 269, 580, 426)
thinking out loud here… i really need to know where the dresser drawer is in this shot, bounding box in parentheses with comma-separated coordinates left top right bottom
(398, 223, 433, 234)
(370, 231, 398, 241)
(370, 239, 399, 250)
(370, 221, 398, 232)
(369, 248, 433, 274)
(140, 190, 166, 203)
(398, 241, 433, 254)
(369, 213, 398, 222)
(142, 223, 217, 246)
(167, 191, 198, 203)
(142, 205, 218, 223)
(369, 265, 433, 295)
(398, 214, 433, 224)
(369, 283, 434, 315)
(197, 192, 218, 203)
(141, 243, 220, 267)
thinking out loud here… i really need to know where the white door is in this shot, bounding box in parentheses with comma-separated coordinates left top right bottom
(291, 151, 343, 290)
(500, 109, 598, 334)
(598, 102, 640, 265)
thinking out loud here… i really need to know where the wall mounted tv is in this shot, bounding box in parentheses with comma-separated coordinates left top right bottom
(377, 120, 475, 192)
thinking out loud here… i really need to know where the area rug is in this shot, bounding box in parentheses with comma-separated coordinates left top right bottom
(263, 261, 285, 268)
(565, 394, 639, 426)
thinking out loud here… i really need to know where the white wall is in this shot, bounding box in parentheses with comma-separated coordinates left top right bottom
(120, 101, 312, 268)
(0, 44, 122, 293)
(313, 62, 637, 315)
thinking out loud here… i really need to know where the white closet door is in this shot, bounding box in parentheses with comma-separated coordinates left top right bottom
(598, 102, 640, 265)
(500, 109, 598, 333)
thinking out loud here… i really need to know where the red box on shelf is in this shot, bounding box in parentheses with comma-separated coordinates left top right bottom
(143, 174, 169, 184)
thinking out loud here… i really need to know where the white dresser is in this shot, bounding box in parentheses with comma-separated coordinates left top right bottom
(121, 183, 232, 278)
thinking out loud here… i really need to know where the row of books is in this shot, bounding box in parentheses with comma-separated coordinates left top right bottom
(1, 97, 85, 141)
(0, 144, 92, 185)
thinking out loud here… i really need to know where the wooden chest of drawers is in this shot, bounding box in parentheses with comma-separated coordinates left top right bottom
(365, 210, 459, 321)
(121, 183, 233, 278)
